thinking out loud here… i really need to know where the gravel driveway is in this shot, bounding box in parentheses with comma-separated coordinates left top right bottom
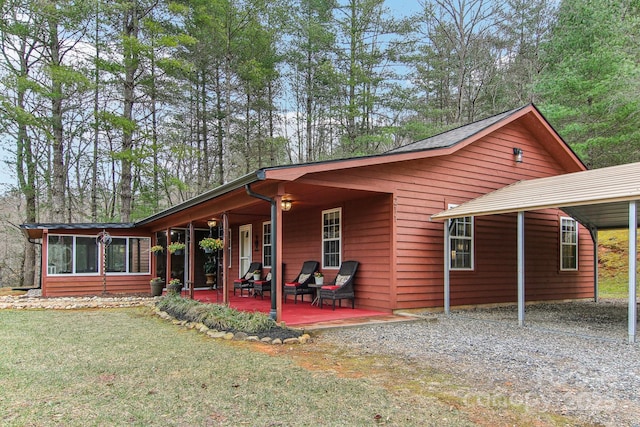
(316, 299, 640, 427)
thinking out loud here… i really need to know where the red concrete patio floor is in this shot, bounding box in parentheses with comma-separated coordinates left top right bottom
(188, 289, 404, 328)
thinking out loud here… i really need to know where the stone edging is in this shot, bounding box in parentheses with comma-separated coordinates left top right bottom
(154, 307, 311, 345)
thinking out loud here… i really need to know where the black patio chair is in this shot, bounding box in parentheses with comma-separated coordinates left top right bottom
(233, 262, 261, 296)
(319, 261, 359, 310)
(252, 271, 271, 299)
(283, 260, 319, 304)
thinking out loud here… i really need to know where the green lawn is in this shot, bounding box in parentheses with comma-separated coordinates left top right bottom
(598, 229, 639, 299)
(0, 308, 575, 426)
(0, 308, 463, 426)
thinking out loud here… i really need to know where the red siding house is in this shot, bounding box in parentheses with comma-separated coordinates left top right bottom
(21, 104, 594, 320)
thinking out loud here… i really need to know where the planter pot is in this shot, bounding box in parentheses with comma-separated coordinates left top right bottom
(315, 277, 324, 285)
(168, 283, 182, 294)
(150, 280, 164, 296)
(253, 274, 261, 281)
(205, 273, 216, 288)
(204, 248, 213, 254)
(173, 249, 183, 256)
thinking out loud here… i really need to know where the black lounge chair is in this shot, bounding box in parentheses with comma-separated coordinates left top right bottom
(319, 261, 359, 310)
(233, 262, 261, 296)
(283, 260, 319, 304)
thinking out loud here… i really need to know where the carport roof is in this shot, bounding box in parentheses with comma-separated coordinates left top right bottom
(431, 161, 640, 230)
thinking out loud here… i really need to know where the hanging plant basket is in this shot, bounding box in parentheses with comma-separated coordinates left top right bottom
(167, 242, 186, 254)
(199, 238, 224, 253)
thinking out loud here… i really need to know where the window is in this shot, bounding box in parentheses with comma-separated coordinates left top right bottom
(106, 238, 127, 272)
(48, 236, 74, 274)
(449, 212, 473, 270)
(75, 237, 99, 273)
(560, 217, 578, 270)
(262, 222, 272, 267)
(322, 208, 341, 268)
(47, 235, 150, 275)
(105, 237, 151, 273)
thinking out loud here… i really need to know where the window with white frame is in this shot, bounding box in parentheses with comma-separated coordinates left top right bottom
(448, 210, 473, 270)
(106, 237, 151, 273)
(262, 221, 272, 267)
(560, 217, 578, 270)
(322, 208, 341, 268)
(47, 235, 150, 275)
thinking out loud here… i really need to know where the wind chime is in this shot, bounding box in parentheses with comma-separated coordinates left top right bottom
(96, 230, 112, 295)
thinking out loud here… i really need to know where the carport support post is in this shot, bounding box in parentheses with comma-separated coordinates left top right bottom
(443, 220, 450, 315)
(517, 211, 525, 327)
(628, 200, 637, 344)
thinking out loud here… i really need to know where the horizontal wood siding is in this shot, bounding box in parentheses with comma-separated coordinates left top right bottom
(227, 194, 393, 311)
(311, 121, 594, 310)
(343, 195, 392, 311)
(44, 275, 153, 297)
(449, 211, 594, 306)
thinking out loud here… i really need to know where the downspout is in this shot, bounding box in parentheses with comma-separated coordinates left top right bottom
(27, 238, 43, 289)
(245, 184, 277, 320)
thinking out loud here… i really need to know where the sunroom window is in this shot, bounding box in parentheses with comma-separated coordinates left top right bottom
(48, 235, 98, 275)
(47, 235, 150, 275)
(560, 217, 578, 270)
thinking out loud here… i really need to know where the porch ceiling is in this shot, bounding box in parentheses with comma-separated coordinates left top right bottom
(166, 181, 388, 229)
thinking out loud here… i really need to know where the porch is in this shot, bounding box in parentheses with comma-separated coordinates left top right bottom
(185, 289, 392, 327)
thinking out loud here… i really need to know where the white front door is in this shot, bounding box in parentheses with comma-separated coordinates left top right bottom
(238, 225, 252, 276)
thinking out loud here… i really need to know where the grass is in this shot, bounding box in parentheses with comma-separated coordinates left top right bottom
(598, 229, 640, 298)
(0, 308, 575, 426)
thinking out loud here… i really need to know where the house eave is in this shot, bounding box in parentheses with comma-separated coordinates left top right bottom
(134, 171, 265, 227)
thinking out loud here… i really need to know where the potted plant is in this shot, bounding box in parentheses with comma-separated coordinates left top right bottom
(199, 237, 224, 253)
(167, 242, 186, 255)
(204, 257, 217, 288)
(168, 278, 182, 294)
(314, 271, 324, 285)
(253, 269, 261, 281)
(150, 245, 164, 255)
(150, 277, 164, 296)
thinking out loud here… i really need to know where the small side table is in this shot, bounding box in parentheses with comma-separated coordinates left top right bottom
(309, 283, 324, 306)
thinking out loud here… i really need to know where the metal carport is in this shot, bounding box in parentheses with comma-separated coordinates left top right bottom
(432, 161, 640, 343)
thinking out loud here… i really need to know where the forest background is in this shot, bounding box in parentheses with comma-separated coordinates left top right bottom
(0, 0, 639, 287)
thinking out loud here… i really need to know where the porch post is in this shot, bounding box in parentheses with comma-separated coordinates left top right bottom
(188, 222, 195, 299)
(222, 213, 229, 305)
(443, 220, 450, 315)
(590, 227, 599, 303)
(266, 196, 278, 321)
(517, 211, 525, 327)
(165, 227, 172, 287)
(628, 200, 637, 344)
(275, 194, 284, 322)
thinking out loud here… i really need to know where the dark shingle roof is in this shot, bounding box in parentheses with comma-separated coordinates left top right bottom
(387, 106, 526, 154)
(20, 223, 135, 231)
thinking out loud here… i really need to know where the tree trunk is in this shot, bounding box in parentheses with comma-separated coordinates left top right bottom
(120, 4, 140, 222)
(49, 18, 66, 222)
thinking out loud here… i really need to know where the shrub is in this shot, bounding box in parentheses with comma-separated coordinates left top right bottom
(156, 294, 298, 336)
